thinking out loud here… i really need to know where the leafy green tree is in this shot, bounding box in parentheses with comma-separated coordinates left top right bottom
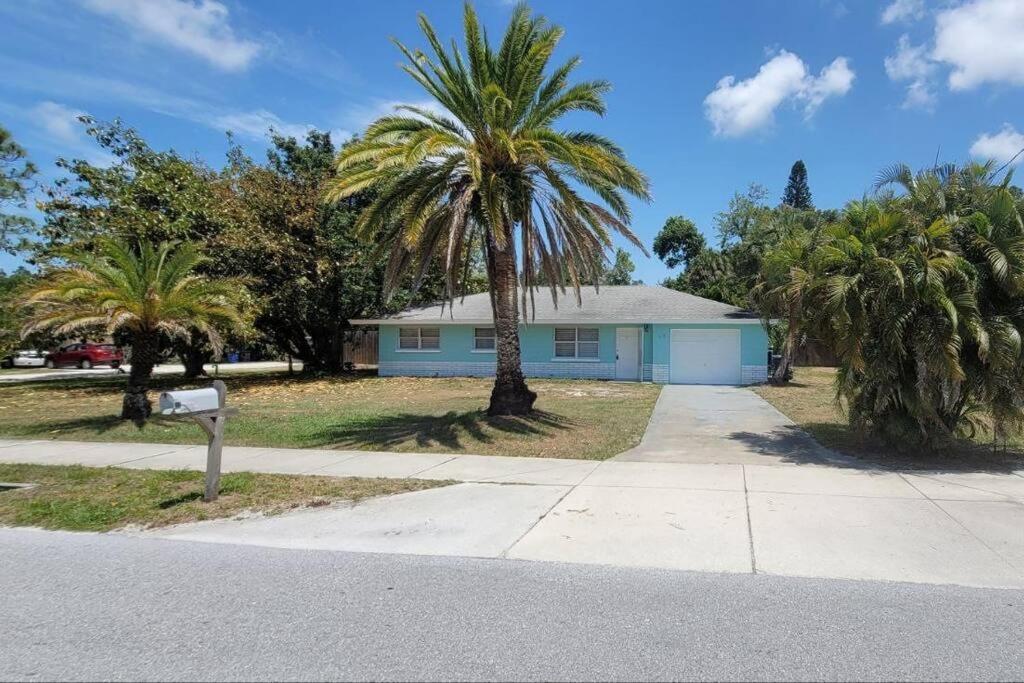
(0, 268, 35, 356)
(36, 119, 238, 377)
(20, 239, 249, 424)
(653, 216, 705, 270)
(781, 160, 813, 209)
(327, 3, 650, 415)
(663, 249, 747, 306)
(601, 248, 638, 285)
(715, 183, 773, 249)
(214, 131, 468, 372)
(0, 126, 36, 254)
(38, 119, 226, 256)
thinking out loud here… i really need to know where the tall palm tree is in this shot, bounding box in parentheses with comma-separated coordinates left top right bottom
(20, 239, 248, 424)
(326, 3, 650, 415)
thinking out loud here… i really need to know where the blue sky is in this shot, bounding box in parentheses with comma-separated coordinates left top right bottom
(1, 0, 1022, 284)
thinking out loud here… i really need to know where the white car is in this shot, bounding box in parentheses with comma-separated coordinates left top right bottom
(0, 349, 47, 369)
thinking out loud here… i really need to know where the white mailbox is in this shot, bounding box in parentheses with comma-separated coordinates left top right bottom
(159, 387, 221, 415)
(158, 380, 236, 503)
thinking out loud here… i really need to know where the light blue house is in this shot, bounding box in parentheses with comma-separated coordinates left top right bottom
(354, 286, 769, 385)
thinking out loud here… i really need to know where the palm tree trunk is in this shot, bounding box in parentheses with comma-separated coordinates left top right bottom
(121, 331, 159, 425)
(485, 226, 537, 416)
(772, 306, 798, 385)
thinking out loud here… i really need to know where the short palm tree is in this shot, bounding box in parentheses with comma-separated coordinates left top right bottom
(752, 226, 816, 384)
(326, 2, 650, 415)
(20, 239, 248, 423)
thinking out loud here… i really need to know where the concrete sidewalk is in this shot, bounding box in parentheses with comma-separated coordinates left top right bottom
(2, 438, 1024, 589)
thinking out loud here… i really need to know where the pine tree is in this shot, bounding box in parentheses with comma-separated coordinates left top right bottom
(781, 160, 813, 209)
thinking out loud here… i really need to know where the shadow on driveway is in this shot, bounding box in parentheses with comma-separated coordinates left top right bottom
(728, 425, 1024, 474)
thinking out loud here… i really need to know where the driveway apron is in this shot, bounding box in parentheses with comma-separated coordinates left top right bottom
(614, 385, 838, 465)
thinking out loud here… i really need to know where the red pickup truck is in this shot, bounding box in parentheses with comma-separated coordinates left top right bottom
(44, 343, 124, 369)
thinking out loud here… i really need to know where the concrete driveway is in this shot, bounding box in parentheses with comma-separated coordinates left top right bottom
(615, 385, 837, 465)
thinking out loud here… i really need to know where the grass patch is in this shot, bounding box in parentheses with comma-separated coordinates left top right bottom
(754, 366, 1024, 470)
(0, 371, 660, 459)
(0, 463, 449, 532)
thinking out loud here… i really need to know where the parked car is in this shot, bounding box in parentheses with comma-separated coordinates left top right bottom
(0, 349, 46, 369)
(44, 343, 123, 369)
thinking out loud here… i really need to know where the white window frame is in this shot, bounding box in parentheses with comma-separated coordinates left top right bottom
(472, 327, 496, 353)
(552, 327, 600, 361)
(396, 326, 441, 352)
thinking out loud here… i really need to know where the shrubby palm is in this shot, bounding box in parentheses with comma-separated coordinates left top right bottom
(20, 239, 248, 423)
(763, 162, 1024, 449)
(752, 223, 817, 384)
(326, 3, 650, 414)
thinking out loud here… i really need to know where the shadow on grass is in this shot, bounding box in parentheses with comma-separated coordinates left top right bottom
(728, 423, 1024, 474)
(321, 409, 573, 452)
(0, 413, 197, 439)
(157, 491, 203, 508)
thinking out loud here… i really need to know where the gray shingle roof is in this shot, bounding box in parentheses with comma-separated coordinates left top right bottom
(354, 286, 760, 324)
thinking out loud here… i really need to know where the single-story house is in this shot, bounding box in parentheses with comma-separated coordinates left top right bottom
(353, 285, 769, 385)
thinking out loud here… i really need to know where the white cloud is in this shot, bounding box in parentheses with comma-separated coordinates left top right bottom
(25, 101, 116, 166)
(884, 35, 937, 109)
(209, 109, 311, 140)
(970, 124, 1024, 167)
(3, 58, 317, 144)
(31, 101, 87, 144)
(81, 0, 261, 72)
(804, 57, 856, 111)
(344, 98, 449, 131)
(932, 0, 1024, 90)
(703, 51, 854, 137)
(881, 0, 925, 25)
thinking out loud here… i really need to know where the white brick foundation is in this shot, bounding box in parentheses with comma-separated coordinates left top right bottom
(378, 360, 769, 385)
(651, 364, 670, 383)
(378, 360, 615, 380)
(741, 364, 768, 384)
(523, 361, 615, 379)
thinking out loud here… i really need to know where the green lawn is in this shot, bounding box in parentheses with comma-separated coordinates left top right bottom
(0, 463, 447, 532)
(0, 371, 661, 459)
(754, 366, 1024, 468)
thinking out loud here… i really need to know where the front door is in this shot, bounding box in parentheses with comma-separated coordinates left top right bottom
(615, 327, 640, 380)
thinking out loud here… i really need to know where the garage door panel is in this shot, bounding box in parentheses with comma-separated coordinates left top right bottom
(669, 329, 741, 385)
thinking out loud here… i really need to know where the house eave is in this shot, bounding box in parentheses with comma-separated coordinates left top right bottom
(350, 318, 765, 326)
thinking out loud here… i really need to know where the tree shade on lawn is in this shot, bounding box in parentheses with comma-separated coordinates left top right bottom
(326, 2, 650, 415)
(19, 239, 248, 424)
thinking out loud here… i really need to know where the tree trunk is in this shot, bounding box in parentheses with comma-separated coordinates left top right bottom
(121, 331, 159, 426)
(771, 306, 798, 385)
(178, 343, 209, 379)
(485, 224, 537, 416)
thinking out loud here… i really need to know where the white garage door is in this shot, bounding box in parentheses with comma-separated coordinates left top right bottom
(669, 329, 741, 385)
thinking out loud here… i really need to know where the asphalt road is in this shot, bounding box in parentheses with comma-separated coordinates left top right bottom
(3, 528, 1023, 682)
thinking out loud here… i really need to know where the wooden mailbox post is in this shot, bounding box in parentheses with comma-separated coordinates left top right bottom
(159, 379, 238, 502)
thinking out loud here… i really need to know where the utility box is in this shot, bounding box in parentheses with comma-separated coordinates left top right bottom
(159, 387, 221, 415)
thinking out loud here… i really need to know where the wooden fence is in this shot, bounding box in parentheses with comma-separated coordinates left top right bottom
(344, 328, 378, 366)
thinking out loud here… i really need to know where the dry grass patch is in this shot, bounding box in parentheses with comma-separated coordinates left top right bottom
(755, 366, 1024, 470)
(0, 463, 448, 532)
(0, 372, 661, 459)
